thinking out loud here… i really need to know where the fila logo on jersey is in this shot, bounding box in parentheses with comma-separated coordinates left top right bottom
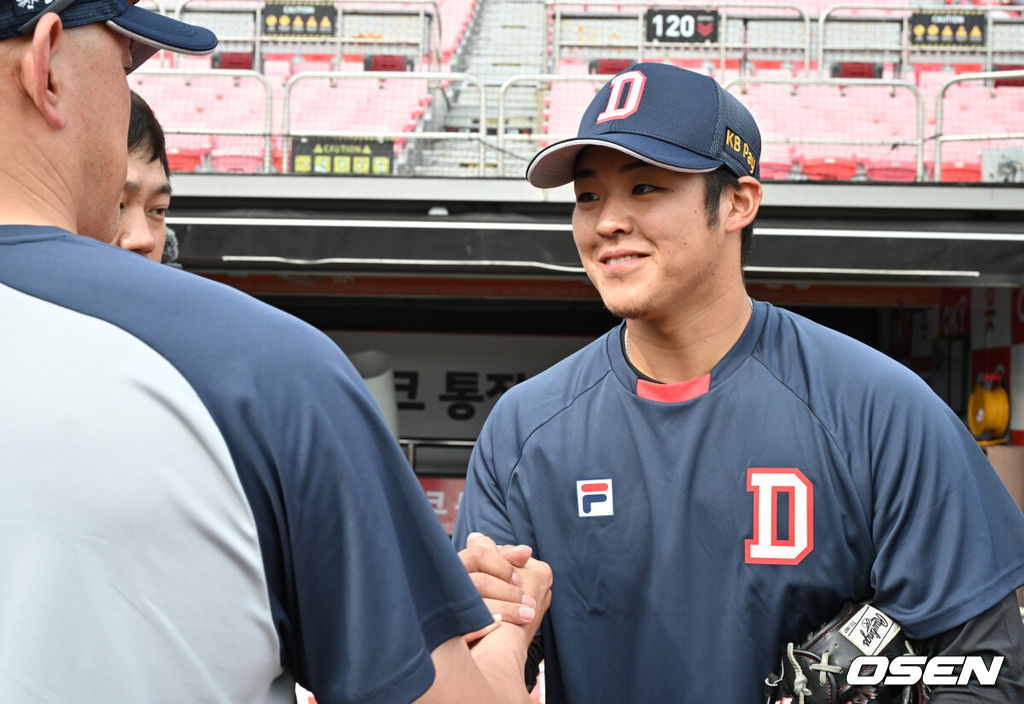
(577, 479, 613, 517)
(596, 71, 646, 124)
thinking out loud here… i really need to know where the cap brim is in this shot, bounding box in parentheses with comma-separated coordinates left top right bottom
(526, 134, 722, 189)
(108, 5, 217, 72)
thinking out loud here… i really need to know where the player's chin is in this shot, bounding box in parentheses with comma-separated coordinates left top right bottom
(603, 297, 654, 320)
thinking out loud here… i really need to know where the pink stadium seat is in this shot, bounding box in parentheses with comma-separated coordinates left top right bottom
(556, 57, 588, 74)
(262, 52, 294, 81)
(758, 143, 795, 180)
(294, 53, 334, 73)
(210, 150, 265, 173)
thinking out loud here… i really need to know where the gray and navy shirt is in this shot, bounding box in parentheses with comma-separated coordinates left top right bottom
(0, 225, 492, 703)
(456, 300, 1024, 703)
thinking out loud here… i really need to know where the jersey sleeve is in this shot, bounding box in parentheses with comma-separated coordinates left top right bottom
(242, 330, 494, 704)
(863, 370, 1024, 639)
(453, 396, 521, 550)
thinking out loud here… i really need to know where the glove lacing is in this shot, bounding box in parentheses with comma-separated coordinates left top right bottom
(785, 641, 844, 704)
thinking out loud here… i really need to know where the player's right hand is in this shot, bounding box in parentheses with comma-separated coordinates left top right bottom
(459, 532, 549, 643)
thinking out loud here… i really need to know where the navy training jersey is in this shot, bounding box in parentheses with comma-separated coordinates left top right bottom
(0, 226, 493, 703)
(455, 299, 1024, 703)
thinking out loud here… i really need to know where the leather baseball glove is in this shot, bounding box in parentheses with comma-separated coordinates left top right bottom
(764, 601, 927, 704)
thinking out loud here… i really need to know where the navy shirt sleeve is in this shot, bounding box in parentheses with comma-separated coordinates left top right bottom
(851, 358, 1024, 638)
(453, 396, 521, 551)
(173, 290, 496, 703)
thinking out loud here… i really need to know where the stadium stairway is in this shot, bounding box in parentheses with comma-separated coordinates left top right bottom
(408, 0, 549, 176)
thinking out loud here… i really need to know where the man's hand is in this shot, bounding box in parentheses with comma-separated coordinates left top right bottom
(459, 532, 551, 644)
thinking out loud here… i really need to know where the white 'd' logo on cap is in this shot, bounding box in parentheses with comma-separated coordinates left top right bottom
(596, 71, 646, 124)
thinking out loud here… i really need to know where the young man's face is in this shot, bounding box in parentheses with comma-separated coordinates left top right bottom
(571, 146, 742, 323)
(115, 152, 170, 262)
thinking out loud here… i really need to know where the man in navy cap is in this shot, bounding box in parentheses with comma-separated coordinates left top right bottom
(0, 1, 550, 702)
(455, 62, 1024, 702)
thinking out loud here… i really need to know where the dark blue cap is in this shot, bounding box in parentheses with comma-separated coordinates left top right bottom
(0, 0, 217, 72)
(527, 62, 761, 187)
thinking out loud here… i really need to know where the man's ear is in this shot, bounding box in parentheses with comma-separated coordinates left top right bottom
(21, 13, 66, 130)
(725, 175, 762, 232)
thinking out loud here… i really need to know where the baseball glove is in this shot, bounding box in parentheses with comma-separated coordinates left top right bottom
(764, 601, 927, 704)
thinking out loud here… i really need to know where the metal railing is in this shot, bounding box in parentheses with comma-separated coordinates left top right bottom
(547, 1, 812, 74)
(724, 76, 927, 180)
(281, 71, 487, 175)
(934, 69, 1024, 182)
(174, 0, 444, 71)
(132, 68, 275, 172)
(496, 73, 609, 175)
(131, 67, 1020, 182)
(817, 5, 1024, 78)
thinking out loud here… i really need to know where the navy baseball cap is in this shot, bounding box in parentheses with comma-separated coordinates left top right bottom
(527, 62, 761, 187)
(0, 0, 218, 72)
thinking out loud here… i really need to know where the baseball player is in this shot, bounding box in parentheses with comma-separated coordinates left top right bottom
(454, 62, 1024, 702)
(0, 1, 549, 701)
(116, 90, 173, 263)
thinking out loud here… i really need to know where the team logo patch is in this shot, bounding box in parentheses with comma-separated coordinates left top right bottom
(576, 478, 613, 517)
(15, 0, 53, 16)
(840, 603, 902, 656)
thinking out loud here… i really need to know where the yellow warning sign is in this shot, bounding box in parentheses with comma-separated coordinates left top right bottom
(263, 3, 338, 37)
(291, 136, 394, 176)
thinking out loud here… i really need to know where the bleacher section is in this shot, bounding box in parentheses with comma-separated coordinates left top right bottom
(132, 0, 1023, 182)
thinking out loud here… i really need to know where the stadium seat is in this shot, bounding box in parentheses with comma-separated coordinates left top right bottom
(214, 51, 254, 71)
(294, 53, 334, 73)
(166, 147, 206, 173)
(367, 54, 412, 72)
(758, 144, 795, 181)
(801, 155, 859, 181)
(994, 65, 1024, 88)
(864, 158, 918, 182)
(589, 58, 633, 75)
(940, 160, 982, 182)
(831, 61, 882, 79)
(262, 52, 294, 80)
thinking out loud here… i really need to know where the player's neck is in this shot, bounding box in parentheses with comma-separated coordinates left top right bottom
(0, 164, 76, 233)
(624, 287, 753, 384)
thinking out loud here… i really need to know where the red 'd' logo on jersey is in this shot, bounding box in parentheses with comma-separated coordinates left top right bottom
(745, 468, 814, 565)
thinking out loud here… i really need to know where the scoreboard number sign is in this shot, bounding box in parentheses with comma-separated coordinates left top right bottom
(645, 9, 719, 43)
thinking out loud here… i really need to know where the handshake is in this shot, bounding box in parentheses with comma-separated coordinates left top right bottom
(458, 532, 553, 651)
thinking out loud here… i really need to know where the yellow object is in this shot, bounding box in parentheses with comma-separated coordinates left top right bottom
(968, 384, 1009, 445)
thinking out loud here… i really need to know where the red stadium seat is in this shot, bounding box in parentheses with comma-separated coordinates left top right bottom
(590, 58, 633, 75)
(865, 159, 918, 182)
(994, 65, 1024, 88)
(939, 160, 982, 182)
(801, 155, 858, 181)
(167, 147, 206, 173)
(831, 62, 881, 79)
(215, 51, 254, 71)
(367, 54, 411, 72)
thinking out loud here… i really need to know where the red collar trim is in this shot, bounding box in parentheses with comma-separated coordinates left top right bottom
(636, 375, 711, 403)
